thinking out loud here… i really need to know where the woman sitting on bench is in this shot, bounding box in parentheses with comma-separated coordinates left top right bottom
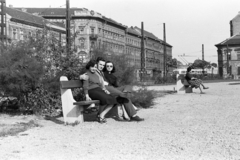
(82, 60, 119, 123)
(185, 66, 209, 94)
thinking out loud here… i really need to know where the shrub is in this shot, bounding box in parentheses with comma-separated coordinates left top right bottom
(130, 87, 155, 108)
(0, 42, 46, 111)
(154, 74, 176, 84)
(0, 28, 85, 115)
(25, 85, 61, 115)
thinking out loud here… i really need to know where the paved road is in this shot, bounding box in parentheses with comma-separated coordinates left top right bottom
(1, 82, 240, 160)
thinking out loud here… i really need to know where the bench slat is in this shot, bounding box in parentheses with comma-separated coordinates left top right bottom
(60, 80, 83, 89)
(73, 100, 100, 106)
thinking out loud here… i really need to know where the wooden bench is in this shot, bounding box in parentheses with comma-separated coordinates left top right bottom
(60, 76, 100, 125)
(176, 74, 193, 94)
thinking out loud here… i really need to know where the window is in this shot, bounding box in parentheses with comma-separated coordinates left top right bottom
(98, 28, 101, 34)
(79, 37, 85, 48)
(78, 26, 84, 34)
(19, 30, 24, 40)
(28, 31, 32, 37)
(238, 67, 240, 75)
(91, 27, 94, 34)
(98, 39, 101, 48)
(12, 28, 17, 39)
(237, 53, 240, 60)
(91, 41, 95, 48)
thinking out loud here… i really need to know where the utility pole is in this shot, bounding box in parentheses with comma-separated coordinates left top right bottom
(202, 44, 204, 61)
(202, 44, 205, 74)
(163, 23, 166, 77)
(0, 0, 6, 43)
(66, 0, 71, 53)
(140, 22, 145, 82)
(227, 43, 229, 74)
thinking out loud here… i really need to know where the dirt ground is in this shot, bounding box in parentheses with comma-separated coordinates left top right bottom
(1, 82, 240, 160)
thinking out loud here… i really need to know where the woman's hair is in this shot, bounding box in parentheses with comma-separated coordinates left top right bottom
(103, 61, 116, 73)
(187, 66, 192, 73)
(85, 60, 96, 70)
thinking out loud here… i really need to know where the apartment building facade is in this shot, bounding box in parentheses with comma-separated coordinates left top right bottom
(216, 11, 240, 79)
(0, 6, 65, 46)
(15, 7, 173, 78)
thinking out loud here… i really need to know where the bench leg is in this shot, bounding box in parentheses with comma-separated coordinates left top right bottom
(64, 105, 84, 125)
(185, 87, 193, 93)
(176, 79, 186, 94)
(62, 105, 84, 125)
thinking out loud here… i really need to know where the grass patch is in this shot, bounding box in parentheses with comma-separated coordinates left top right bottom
(0, 120, 41, 137)
(153, 90, 177, 97)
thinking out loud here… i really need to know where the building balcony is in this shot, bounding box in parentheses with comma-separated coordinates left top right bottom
(89, 34, 98, 40)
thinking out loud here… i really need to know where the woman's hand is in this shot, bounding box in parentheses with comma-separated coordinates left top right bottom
(80, 74, 89, 80)
(86, 94, 92, 101)
(103, 89, 110, 94)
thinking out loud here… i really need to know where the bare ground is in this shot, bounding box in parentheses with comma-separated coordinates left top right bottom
(0, 82, 240, 160)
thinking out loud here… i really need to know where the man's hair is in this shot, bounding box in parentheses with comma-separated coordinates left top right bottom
(96, 57, 105, 63)
(86, 60, 96, 70)
(103, 61, 116, 73)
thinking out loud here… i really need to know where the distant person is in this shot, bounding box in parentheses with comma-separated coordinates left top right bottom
(185, 66, 209, 94)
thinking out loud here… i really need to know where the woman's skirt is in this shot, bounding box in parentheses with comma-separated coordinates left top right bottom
(189, 79, 203, 88)
(88, 87, 117, 105)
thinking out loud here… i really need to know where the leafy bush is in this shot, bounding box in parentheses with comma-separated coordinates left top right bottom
(154, 74, 176, 84)
(25, 85, 61, 115)
(0, 28, 85, 115)
(130, 87, 155, 108)
(0, 42, 46, 110)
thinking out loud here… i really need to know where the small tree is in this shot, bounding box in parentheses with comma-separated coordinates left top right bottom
(192, 59, 210, 74)
(0, 27, 85, 114)
(91, 47, 136, 85)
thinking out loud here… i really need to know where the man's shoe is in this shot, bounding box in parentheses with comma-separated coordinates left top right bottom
(131, 116, 144, 122)
(114, 117, 129, 122)
(203, 87, 209, 89)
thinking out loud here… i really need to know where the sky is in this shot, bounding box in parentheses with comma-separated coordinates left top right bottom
(6, 0, 240, 64)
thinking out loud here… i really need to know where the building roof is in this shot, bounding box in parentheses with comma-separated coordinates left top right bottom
(215, 34, 240, 47)
(126, 27, 141, 37)
(6, 7, 65, 31)
(231, 11, 240, 21)
(6, 7, 49, 26)
(134, 26, 159, 40)
(133, 26, 172, 47)
(14, 7, 127, 28)
(14, 8, 69, 16)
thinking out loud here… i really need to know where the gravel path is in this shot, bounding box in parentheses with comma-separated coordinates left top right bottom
(1, 82, 240, 160)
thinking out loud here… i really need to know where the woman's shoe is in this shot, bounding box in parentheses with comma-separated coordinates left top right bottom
(203, 87, 209, 89)
(97, 115, 107, 124)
